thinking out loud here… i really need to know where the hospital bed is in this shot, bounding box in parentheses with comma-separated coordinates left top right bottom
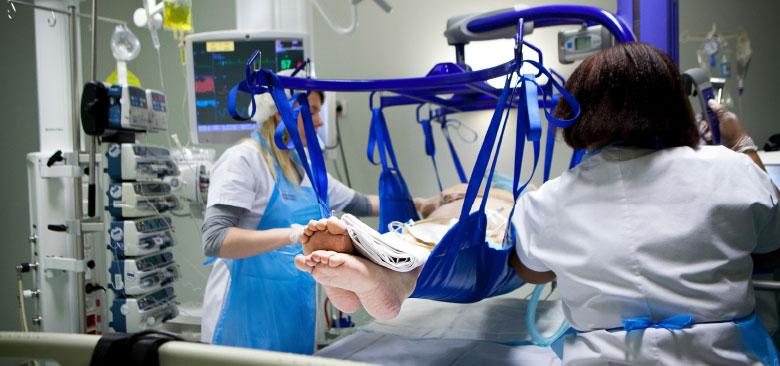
(317, 289, 564, 365)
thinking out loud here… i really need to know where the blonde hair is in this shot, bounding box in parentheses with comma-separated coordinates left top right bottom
(244, 116, 300, 186)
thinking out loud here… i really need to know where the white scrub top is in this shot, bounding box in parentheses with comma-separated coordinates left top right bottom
(513, 145, 780, 365)
(201, 139, 357, 343)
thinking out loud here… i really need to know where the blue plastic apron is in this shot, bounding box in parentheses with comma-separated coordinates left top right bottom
(367, 107, 419, 233)
(550, 312, 779, 366)
(219, 66, 332, 352)
(210, 132, 322, 353)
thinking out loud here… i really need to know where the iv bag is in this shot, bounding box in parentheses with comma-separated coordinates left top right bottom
(111, 25, 141, 62)
(163, 0, 192, 32)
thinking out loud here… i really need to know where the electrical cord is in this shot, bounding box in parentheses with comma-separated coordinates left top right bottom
(334, 106, 352, 187)
(16, 272, 29, 332)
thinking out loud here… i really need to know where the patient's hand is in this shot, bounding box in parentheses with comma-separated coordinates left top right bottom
(414, 196, 440, 218)
(301, 217, 354, 255)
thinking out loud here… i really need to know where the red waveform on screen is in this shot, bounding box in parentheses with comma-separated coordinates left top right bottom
(195, 76, 215, 93)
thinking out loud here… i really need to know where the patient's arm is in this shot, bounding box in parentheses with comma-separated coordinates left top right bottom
(508, 250, 555, 284)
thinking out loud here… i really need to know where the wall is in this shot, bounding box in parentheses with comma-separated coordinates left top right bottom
(0, 2, 39, 336)
(678, 0, 780, 147)
(0, 0, 779, 339)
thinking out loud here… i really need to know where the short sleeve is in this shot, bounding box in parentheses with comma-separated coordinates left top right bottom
(207, 146, 267, 211)
(327, 173, 357, 212)
(746, 160, 780, 253)
(511, 191, 552, 272)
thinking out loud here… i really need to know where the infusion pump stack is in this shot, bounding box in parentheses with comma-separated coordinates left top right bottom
(24, 78, 182, 335)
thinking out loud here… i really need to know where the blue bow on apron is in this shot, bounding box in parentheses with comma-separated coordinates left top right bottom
(551, 312, 779, 366)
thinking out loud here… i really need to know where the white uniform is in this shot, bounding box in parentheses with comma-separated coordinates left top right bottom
(201, 140, 357, 343)
(513, 146, 780, 365)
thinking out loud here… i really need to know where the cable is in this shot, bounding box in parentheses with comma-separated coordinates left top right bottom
(310, 0, 358, 35)
(323, 297, 331, 330)
(16, 272, 29, 332)
(334, 106, 352, 187)
(526, 283, 570, 346)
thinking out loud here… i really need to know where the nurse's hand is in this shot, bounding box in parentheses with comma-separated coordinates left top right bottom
(300, 217, 354, 255)
(701, 100, 749, 148)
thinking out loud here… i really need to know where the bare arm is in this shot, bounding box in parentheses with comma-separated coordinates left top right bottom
(708, 100, 768, 172)
(368, 195, 380, 216)
(508, 250, 555, 284)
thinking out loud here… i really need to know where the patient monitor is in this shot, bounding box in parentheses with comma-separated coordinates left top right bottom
(184, 31, 310, 144)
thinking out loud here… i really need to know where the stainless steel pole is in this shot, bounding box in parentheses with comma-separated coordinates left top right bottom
(68, 4, 86, 334)
(86, 0, 97, 218)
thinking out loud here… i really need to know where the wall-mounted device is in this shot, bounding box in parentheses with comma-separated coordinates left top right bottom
(106, 181, 179, 218)
(146, 89, 169, 132)
(108, 251, 179, 296)
(108, 85, 150, 131)
(110, 286, 178, 332)
(558, 25, 613, 64)
(184, 31, 310, 144)
(106, 143, 179, 181)
(683, 68, 721, 144)
(108, 216, 175, 258)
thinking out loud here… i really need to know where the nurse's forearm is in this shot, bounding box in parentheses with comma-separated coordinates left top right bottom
(369, 195, 379, 216)
(219, 227, 293, 259)
(508, 250, 555, 284)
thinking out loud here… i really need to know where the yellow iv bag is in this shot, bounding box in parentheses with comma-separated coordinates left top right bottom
(163, 0, 192, 32)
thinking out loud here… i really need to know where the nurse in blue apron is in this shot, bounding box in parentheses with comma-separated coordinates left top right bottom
(200, 78, 378, 353)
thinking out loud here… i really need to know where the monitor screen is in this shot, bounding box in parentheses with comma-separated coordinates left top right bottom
(188, 36, 305, 144)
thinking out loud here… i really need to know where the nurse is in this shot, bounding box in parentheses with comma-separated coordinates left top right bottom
(296, 43, 780, 365)
(200, 77, 378, 353)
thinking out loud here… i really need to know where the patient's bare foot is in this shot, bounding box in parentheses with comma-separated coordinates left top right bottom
(301, 217, 354, 255)
(297, 217, 359, 313)
(296, 250, 421, 320)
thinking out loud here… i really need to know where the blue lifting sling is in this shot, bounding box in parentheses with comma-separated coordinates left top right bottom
(411, 60, 580, 302)
(367, 107, 420, 233)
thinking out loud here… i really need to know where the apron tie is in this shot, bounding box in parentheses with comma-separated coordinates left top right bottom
(621, 314, 694, 332)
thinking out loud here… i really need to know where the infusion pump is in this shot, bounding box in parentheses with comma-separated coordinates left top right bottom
(558, 25, 613, 64)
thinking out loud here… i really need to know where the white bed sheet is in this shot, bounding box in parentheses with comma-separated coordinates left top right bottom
(316, 289, 564, 365)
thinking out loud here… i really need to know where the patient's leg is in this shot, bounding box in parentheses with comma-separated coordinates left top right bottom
(299, 217, 360, 313)
(295, 250, 421, 320)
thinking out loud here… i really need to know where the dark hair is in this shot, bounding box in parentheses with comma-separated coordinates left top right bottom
(554, 42, 699, 150)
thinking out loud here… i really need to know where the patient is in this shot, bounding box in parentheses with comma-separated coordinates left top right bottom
(295, 184, 520, 319)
